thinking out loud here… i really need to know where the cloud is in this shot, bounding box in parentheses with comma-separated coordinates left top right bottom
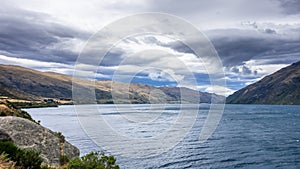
(264, 28, 277, 34)
(0, 0, 299, 94)
(0, 54, 72, 72)
(224, 59, 290, 90)
(207, 23, 300, 68)
(98, 37, 187, 84)
(147, 69, 184, 82)
(148, 70, 173, 82)
(0, 4, 90, 64)
(229, 64, 257, 75)
(278, 0, 300, 15)
(241, 65, 252, 75)
(0, 54, 114, 79)
(230, 67, 240, 74)
(196, 85, 235, 96)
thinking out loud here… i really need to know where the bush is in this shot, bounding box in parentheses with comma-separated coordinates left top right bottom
(67, 151, 119, 169)
(60, 154, 70, 166)
(0, 141, 18, 158)
(67, 157, 84, 169)
(17, 149, 43, 169)
(0, 141, 43, 169)
(0, 142, 120, 169)
(55, 132, 65, 143)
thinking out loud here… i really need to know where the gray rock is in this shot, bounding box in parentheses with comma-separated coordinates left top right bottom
(0, 116, 79, 167)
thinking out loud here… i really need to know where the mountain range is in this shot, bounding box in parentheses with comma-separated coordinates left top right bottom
(0, 64, 224, 104)
(227, 61, 300, 105)
(2, 60, 299, 105)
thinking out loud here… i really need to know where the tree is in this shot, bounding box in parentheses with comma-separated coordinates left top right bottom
(67, 151, 119, 169)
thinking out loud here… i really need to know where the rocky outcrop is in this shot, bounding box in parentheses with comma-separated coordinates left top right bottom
(0, 116, 79, 167)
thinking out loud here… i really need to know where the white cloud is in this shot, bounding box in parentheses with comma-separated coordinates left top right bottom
(3, 0, 149, 33)
(147, 69, 184, 82)
(4, 0, 298, 33)
(46, 37, 85, 54)
(0, 54, 111, 79)
(243, 59, 289, 76)
(226, 59, 289, 77)
(0, 54, 71, 71)
(244, 77, 263, 86)
(224, 58, 290, 89)
(203, 85, 236, 96)
(97, 35, 212, 84)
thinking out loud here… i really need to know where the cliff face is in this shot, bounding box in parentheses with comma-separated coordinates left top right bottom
(0, 116, 79, 167)
(227, 61, 300, 105)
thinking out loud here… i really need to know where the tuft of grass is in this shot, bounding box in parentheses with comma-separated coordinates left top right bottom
(0, 152, 16, 169)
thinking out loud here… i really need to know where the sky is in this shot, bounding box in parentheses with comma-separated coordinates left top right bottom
(0, 0, 299, 96)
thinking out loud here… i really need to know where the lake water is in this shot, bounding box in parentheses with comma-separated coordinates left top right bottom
(25, 104, 300, 169)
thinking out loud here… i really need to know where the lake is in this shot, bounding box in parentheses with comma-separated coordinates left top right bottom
(25, 104, 300, 169)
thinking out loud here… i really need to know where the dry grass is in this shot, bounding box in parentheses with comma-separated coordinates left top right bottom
(0, 153, 16, 169)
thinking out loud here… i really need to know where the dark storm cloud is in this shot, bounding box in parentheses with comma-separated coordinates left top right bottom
(0, 6, 90, 64)
(117, 26, 300, 76)
(101, 49, 124, 66)
(211, 36, 272, 67)
(206, 28, 300, 68)
(278, 0, 300, 15)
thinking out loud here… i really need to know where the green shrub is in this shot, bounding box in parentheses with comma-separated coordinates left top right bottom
(60, 154, 70, 166)
(0, 141, 43, 169)
(67, 151, 119, 169)
(0, 141, 19, 158)
(0, 142, 120, 169)
(17, 149, 43, 169)
(55, 132, 65, 143)
(67, 157, 85, 169)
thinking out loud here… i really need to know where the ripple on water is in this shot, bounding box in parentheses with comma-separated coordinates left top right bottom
(25, 104, 300, 168)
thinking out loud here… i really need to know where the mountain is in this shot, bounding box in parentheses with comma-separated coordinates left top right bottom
(0, 65, 73, 100)
(0, 64, 224, 104)
(227, 61, 300, 105)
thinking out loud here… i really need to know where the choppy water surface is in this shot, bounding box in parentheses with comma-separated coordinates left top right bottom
(25, 104, 300, 168)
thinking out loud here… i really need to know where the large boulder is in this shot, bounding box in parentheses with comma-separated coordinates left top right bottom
(0, 116, 79, 167)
